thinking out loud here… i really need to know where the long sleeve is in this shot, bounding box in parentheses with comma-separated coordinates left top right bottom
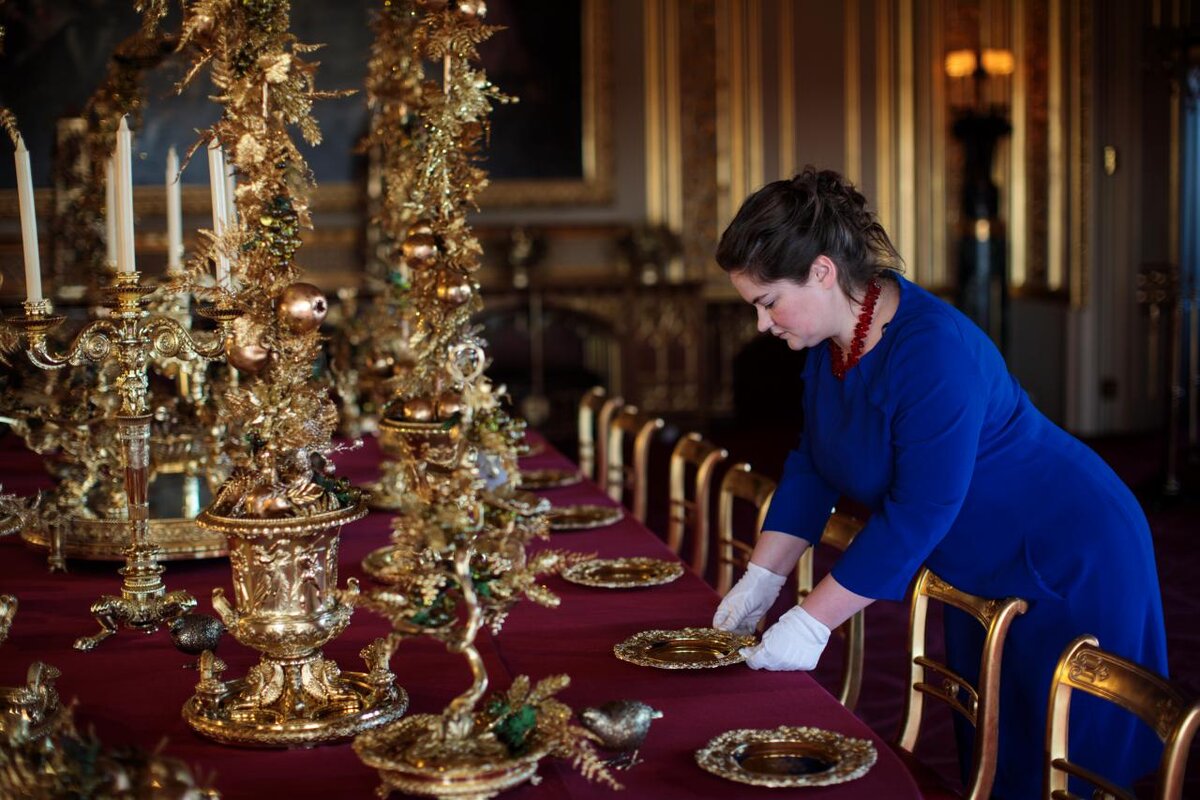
(761, 431, 839, 546)
(831, 321, 987, 601)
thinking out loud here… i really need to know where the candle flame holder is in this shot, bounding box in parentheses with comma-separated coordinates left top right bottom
(8, 271, 241, 651)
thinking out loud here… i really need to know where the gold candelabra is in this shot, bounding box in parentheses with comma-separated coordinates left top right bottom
(8, 271, 240, 651)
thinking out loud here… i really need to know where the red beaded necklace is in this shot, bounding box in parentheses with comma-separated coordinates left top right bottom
(829, 278, 882, 380)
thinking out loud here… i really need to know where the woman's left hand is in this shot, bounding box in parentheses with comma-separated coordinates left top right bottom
(740, 606, 830, 671)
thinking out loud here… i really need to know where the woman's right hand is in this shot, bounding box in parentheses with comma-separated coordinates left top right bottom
(712, 562, 788, 635)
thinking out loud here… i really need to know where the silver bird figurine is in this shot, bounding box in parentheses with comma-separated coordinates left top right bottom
(579, 699, 663, 769)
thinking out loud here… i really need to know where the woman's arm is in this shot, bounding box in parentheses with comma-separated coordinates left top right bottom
(749, 529, 813, 575)
(801, 572, 874, 629)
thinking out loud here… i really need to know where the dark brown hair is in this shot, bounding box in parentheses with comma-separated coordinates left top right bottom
(715, 167, 902, 298)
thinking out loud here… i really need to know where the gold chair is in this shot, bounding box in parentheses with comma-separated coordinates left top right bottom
(604, 405, 664, 522)
(893, 568, 1029, 800)
(577, 386, 608, 481)
(714, 462, 777, 596)
(666, 433, 729, 575)
(579, 389, 623, 487)
(1046, 634, 1200, 800)
(797, 509, 867, 710)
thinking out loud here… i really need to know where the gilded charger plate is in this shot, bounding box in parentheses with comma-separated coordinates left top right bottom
(546, 504, 624, 531)
(613, 627, 755, 669)
(562, 557, 683, 589)
(695, 725, 877, 788)
(518, 468, 582, 490)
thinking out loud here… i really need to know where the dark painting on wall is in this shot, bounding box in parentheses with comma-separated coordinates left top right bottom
(0, 0, 591, 195)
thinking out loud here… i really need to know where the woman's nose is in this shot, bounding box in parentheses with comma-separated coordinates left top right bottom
(755, 305, 773, 333)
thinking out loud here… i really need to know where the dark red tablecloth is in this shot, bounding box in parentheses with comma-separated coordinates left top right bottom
(0, 435, 920, 799)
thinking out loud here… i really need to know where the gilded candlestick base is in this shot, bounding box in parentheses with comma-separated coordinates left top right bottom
(182, 650, 408, 747)
(73, 559, 197, 651)
(354, 714, 549, 800)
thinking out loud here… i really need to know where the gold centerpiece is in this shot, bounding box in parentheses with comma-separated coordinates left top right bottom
(173, 0, 405, 746)
(183, 499, 407, 746)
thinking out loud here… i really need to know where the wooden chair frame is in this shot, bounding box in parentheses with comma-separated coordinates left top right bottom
(1046, 634, 1200, 800)
(590, 394, 624, 489)
(577, 386, 608, 481)
(666, 433, 729, 574)
(896, 568, 1029, 800)
(797, 509, 867, 710)
(604, 405, 664, 522)
(714, 463, 777, 596)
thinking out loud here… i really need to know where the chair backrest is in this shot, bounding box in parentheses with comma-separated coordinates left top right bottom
(796, 508, 867, 710)
(714, 462, 777, 596)
(1046, 634, 1200, 800)
(604, 405, 664, 522)
(666, 433, 729, 575)
(896, 567, 1029, 800)
(591, 394, 624, 489)
(577, 386, 608, 480)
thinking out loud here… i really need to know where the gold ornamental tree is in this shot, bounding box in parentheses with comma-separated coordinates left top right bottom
(351, 3, 619, 797)
(177, 0, 407, 748)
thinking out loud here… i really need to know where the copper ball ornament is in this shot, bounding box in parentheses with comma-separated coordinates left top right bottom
(402, 397, 435, 423)
(278, 282, 328, 333)
(436, 280, 473, 306)
(435, 391, 464, 419)
(402, 234, 439, 271)
(457, 0, 487, 16)
(227, 342, 270, 374)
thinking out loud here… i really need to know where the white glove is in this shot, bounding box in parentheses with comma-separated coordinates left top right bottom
(712, 563, 787, 635)
(740, 605, 830, 671)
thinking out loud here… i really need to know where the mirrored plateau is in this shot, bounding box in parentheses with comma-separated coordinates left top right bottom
(613, 627, 755, 669)
(561, 557, 683, 588)
(695, 725, 877, 788)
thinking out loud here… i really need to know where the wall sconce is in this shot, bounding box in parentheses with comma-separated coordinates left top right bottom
(945, 48, 1014, 108)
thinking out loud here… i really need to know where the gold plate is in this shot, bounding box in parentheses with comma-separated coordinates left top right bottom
(546, 504, 623, 531)
(695, 725, 877, 788)
(562, 557, 683, 588)
(518, 468, 582, 490)
(613, 627, 755, 669)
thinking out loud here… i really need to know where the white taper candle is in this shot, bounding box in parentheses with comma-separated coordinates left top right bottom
(224, 161, 237, 228)
(206, 139, 230, 289)
(114, 116, 136, 273)
(105, 158, 117, 268)
(13, 135, 43, 303)
(166, 146, 183, 272)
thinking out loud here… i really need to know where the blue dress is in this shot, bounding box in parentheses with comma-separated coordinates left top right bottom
(762, 274, 1168, 798)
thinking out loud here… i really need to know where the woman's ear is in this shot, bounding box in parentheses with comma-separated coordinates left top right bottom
(810, 254, 838, 288)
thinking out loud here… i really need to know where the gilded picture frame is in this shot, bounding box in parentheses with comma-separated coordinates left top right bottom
(0, 0, 612, 220)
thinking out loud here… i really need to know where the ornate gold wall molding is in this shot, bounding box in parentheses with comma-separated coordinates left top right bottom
(844, 0, 863, 185)
(645, 0, 684, 234)
(715, 0, 764, 235)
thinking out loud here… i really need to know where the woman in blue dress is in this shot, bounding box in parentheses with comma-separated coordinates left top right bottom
(711, 168, 1168, 798)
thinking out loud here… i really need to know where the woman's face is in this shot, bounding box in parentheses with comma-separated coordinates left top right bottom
(729, 267, 837, 350)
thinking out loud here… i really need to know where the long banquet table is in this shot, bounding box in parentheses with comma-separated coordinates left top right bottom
(0, 433, 920, 798)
